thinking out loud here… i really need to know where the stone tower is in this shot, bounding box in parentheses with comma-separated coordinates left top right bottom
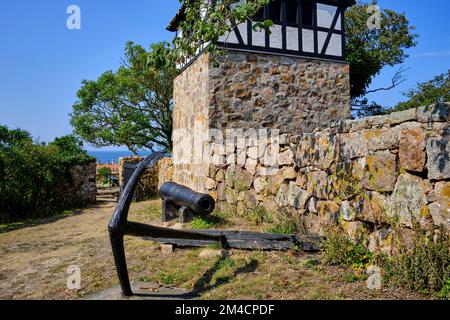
(167, 0, 355, 193)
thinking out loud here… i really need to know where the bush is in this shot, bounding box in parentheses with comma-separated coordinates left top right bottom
(382, 226, 450, 295)
(0, 125, 95, 223)
(321, 229, 373, 272)
(97, 167, 112, 185)
(321, 225, 450, 298)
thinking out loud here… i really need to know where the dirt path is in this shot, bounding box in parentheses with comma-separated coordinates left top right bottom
(0, 199, 158, 299)
(0, 199, 428, 300)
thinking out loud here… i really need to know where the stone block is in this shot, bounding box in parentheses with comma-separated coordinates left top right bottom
(287, 182, 311, 210)
(426, 138, 450, 180)
(278, 148, 295, 166)
(362, 150, 398, 192)
(340, 221, 368, 243)
(399, 128, 426, 172)
(358, 192, 387, 224)
(385, 173, 430, 228)
(306, 170, 329, 199)
(428, 181, 450, 231)
(339, 200, 356, 222)
(368, 229, 393, 255)
(364, 128, 400, 151)
(417, 103, 450, 123)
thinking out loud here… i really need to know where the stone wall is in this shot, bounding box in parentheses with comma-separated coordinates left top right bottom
(172, 50, 351, 192)
(119, 156, 173, 200)
(173, 53, 211, 191)
(209, 51, 351, 133)
(62, 161, 97, 206)
(203, 103, 450, 253)
(157, 157, 174, 189)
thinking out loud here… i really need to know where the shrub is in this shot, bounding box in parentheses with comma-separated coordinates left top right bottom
(97, 167, 112, 185)
(321, 229, 373, 272)
(321, 225, 450, 298)
(382, 225, 450, 295)
(0, 125, 95, 223)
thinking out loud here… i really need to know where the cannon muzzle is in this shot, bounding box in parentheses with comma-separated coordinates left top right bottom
(160, 182, 215, 221)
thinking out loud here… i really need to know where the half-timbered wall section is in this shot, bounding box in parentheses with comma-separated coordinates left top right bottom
(219, 0, 346, 59)
(169, 0, 354, 70)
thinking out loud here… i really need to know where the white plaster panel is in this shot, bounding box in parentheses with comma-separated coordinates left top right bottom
(302, 29, 314, 53)
(317, 3, 337, 29)
(270, 24, 283, 49)
(286, 26, 299, 51)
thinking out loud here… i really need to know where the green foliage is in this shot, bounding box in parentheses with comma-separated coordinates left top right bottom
(0, 125, 94, 223)
(174, 0, 271, 62)
(266, 220, 296, 235)
(49, 135, 94, 165)
(321, 230, 373, 272)
(191, 216, 219, 230)
(352, 98, 387, 118)
(342, 271, 366, 283)
(381, 226, 450, 295)
(390, 71, 450, 112)
(346, 1, 417, 99)
(159, 273, 177, 285)
(217, 257, 236, 269)
(265, 211, 305, 235)
(438, 278, 450, 299)
(97, 167, 112, 185)
(322, 224, 450, 298)
(71, 41, 177, 153)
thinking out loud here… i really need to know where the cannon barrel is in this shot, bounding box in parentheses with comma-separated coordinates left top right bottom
(159, 182, 215, 216)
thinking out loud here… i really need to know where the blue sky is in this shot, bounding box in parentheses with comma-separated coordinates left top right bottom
(0, 0, 449, 151)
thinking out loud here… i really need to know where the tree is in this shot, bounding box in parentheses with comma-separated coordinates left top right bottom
(173, 0, 271, 62)
(49, 135, 94, 165)
(352, 98, 386, 118)
(390, 71, 450, 112)
(70, 41, 177, 153)
(346, 1, 418, 115)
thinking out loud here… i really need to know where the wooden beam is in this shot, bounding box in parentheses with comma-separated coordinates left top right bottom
(143, 230, 322, 252)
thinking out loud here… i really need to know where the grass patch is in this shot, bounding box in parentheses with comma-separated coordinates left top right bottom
(244, 206, 273, 226)
(0, 222, 26, 233)
(301, 258, 320, 268)
(342, 272, 364, 283)
(130, 201, 162, 220)
(190, 214, 228, 230)
(159, 273, 177, 285)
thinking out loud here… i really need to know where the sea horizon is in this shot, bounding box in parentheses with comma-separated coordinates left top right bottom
(88, 150, 152, 164)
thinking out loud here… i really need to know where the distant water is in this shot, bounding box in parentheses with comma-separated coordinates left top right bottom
(88, 150, 151, 164)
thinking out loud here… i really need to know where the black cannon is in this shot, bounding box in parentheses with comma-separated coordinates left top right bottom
(160, 182, 215, 223)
